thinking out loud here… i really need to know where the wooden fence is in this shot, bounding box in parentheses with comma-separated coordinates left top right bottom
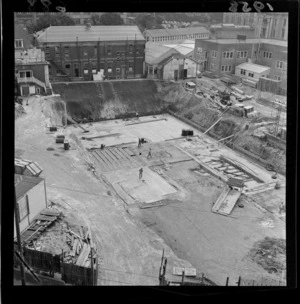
(14, 246, 98, 285)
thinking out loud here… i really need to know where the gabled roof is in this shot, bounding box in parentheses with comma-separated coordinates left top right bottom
(36, 25, 145, 43)
(157, 54, 196, 68)
(15, 174, 44, 200)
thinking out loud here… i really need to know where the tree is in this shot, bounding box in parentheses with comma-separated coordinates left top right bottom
(27, 13, 76, 34)
(99, 13, 124, 25)
(136, 13, 163, 32)
(90, 13, 101, 25)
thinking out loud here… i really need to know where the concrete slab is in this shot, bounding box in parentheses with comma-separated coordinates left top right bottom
(104, 167, 178, 204)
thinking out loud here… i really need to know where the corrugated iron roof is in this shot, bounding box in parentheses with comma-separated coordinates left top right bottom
(15, 174, 44, 200)
(236, 62, 270, 74)
(37, 25, 145, 43)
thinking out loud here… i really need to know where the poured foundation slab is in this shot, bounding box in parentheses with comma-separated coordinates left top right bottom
(104, 167, 178, 204)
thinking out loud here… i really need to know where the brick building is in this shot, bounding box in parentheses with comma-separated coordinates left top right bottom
(223, 13, 288, 41)
(194, 38, 287, 92)
(36, 24, 145, 81)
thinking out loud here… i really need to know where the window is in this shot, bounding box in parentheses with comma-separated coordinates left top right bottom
(271, 29, 275, 38)
(18, 195, 29, 221)
(263, 51, 272, 59)
(83, 48, 88, 57)
(281, 28, 285, 39)
(107, 66, 112, 73)
(237, 51, 248, 58)
(210, 63, 216, 70)
(222, 51, 233, 59)
(274, 75, 281, 81)
(84, 69, 89, 75)
(107, 48, 111, 55)
(136, 49, 139, 55)
(276, 61, 284, 69)
(92, 69, 97, 74)
(197, 47, 202, 54)
(15, 39, 23, 48)
(283, 19, 287, 27)
(128, 65, 133, 72)
(36, 87, 40, 94)
(248, 72, 254, 77)
(211, 50, 217, 58)
(116, 68, 120, 73)
(19, 71, 25, 78)
(65, 64, 71, 69)
(94, 46, 97, 57)
(240, 69, 246, 75)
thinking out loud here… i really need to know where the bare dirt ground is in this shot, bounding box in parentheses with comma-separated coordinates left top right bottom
(15, 96, 194, 285)
(15, 93, 286, 286)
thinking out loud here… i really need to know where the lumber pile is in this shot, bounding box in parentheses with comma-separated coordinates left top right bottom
(63, 225, 96, 268)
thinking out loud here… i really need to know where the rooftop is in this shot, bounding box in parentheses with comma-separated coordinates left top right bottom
(236, 62, 270, 73)
(36, 25, 145, 43)
(145, 26, 210, 38)
(15, 158, 43, 176)
(200, 38, 287, 47)
(145, 41, 195, 64)
(15, 174, 44, 200)
(15, 48, 48, 65)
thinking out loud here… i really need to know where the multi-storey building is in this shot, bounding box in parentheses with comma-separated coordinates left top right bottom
(144, 26, 210, 43)
(194, 38, 287, 92)
(35, 24, 146, 81)
(223, 13, 288, 41)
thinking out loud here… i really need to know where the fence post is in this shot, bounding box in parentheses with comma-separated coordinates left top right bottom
(181, 270, 185, 284)
(226, 277, 229, 286)
(237, 276, 241, 286)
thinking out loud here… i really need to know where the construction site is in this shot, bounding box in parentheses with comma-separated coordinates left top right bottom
(15, 77, 286, 286)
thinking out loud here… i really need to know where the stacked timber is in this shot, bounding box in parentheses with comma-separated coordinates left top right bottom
(63, 225, 96, 268)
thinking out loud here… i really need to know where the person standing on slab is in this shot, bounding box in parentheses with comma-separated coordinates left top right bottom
(139, 168, 143, 179)
(136, 112, 139, 119)
(147, 148, 152, 159)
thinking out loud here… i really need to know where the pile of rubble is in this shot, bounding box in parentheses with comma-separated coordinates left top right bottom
(26, 218, 96, 268)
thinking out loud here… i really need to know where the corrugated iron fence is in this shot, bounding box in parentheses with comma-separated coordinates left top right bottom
(14, 246, 98, 285)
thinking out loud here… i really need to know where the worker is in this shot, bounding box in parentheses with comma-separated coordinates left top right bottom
(139, 168, 143, 179)
(138, 138, 141, 148)
(136, 112, 139, 119)
(147, 148, 152, 159)
(26, 99, 29, 106)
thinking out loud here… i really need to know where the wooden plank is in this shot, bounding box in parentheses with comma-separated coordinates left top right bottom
(76, 243, 90, 266)
(173, 267, 197, 277)
(91, 151, 109, 171)
(105, 149, 122, 164)
(69, 229, 83, 240)
(100, 150, 119, 169)
(40, 209, 61, 216)
(109, 148, 133, 169)
(94, 150, 113, 170)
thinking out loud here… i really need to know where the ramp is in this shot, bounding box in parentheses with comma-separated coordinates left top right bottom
(212, 188, 242, 216)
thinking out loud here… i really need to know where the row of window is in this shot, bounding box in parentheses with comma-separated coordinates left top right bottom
(208, 50, 249, 59)
(221, 65, 232, 72)
(240, 69, 254, 77)
(148, 33, 209, 42)
(46, 45, 142, 59)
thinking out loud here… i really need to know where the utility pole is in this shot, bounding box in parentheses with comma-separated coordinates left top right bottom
(14, 187, 26, 285)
